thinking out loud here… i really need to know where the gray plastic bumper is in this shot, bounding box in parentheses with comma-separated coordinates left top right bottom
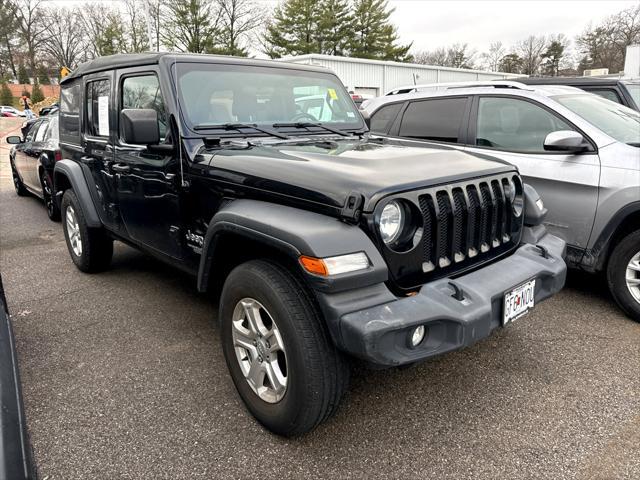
(336, 232, 567, 366)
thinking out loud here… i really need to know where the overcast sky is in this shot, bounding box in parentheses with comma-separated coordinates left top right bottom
(386, 0, 638, 54)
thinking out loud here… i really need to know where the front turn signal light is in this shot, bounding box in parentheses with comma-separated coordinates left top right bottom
(299, 252, 370, 276)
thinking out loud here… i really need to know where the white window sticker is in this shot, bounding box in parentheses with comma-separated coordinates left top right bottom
(98, 95, 109, 136)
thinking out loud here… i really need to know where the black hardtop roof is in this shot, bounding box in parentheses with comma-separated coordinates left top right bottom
(61, 52, 331, 84)
(519, 76, 631, 86)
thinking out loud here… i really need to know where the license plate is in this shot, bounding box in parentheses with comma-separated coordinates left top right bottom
(503, 279, 536, 325)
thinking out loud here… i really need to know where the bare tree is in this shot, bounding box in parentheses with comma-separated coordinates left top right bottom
(517, 35, 547, 75)
(80, 3, 127, 58)
(0, 0, 19, 78)
(42, 7, 87, 69)
(446, 43, 475, 69)
(217, 0, 262, 56)
(12, 0, 51, 77)
(144, 0, 165, 52)
(480, 41, 505, 72)
(123, 0, 150, 53)
(413, 47, 447, 66)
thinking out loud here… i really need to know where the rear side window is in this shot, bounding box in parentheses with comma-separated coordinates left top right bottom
(121, 75, 167, 140)
(476, 97, 573, 152)
(46, 116, 59, 141)
(585, 89, 621, 104)
(86, 79, 111, 137)
(370, 103, 402, 134)
(35, 121, 48, 141)
(399, 98, 467, 143)
(60, 82, 81, 142)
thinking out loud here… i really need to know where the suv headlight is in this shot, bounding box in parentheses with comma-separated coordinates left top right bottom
(380, 201, 404, 244)
(505, 177, 524, 218)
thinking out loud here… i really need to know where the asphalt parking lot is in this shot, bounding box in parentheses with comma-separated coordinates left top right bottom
(1, 117, 639, 480)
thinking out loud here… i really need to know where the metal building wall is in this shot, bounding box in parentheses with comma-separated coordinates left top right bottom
(280, 54, 522, 96)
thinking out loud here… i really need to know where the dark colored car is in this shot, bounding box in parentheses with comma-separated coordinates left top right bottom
(52, 53, 566, 436)
(21, 104, 58, 139)
(518, 77, 640, 111)
(0, 274, 37, 479)
(7, 114, 61, 221)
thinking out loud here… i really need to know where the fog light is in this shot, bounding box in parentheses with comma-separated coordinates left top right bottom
(409, 325, 426, 348)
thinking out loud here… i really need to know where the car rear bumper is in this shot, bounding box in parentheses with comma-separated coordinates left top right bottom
(335, 232, 567, 366)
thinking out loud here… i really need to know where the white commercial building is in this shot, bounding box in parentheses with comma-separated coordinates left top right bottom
(279, 54, 522, 97)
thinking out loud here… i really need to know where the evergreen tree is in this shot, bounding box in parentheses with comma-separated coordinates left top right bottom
(31, 81, 44, 103)
(0, 82, 13, 105)
(263, 0, 321, 58)
(499, 53, 523, 74)
(163, 0, 222, 53)
(37, 66, 50, 85)
(317, 0, 353, 56)
(18, 63, 30, 84)
(541, 40, 565, 76)
(350, 0, 411, 61)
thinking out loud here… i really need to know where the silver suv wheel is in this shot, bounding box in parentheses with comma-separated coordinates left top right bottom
(626, 251, 640, 304)
(231, 298, 287, 403)
(65, 205, 83, 256)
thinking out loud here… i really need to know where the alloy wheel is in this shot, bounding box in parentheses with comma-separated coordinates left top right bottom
(626, 251, 640, 304)
(231, 298, 288, 403)
(65, 206, 83, 256)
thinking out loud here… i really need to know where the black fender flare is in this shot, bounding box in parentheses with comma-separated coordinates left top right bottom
(586, 201, 640, 271)
(197, 200, 388, 294)
(53, 159, 101, 227)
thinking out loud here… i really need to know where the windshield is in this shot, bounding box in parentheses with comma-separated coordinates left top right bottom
(553, 93, 640, 144)
(623, 82, 640, 109)
(175, 63, 363, 132)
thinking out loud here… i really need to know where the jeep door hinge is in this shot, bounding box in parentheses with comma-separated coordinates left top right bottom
(341, 192, 364, 223)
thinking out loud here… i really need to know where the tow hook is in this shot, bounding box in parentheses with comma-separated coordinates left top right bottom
(449, 282, 465, 301)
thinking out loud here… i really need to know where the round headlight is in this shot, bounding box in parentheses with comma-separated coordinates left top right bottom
(380, 201, 404, 244)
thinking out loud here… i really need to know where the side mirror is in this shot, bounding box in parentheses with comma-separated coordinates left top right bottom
(543, 130, 587, 153)
(360, 109, 371, 130)
(6, 136, 22, 144)
(121, 109, 160, 145)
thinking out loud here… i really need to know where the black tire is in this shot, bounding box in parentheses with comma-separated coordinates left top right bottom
(220, 259, 350, 436)
(61, 189, 113, 273)
(40, 168, 60, 221)
(10, 158, 28, 196)
(607, 230, 640, 322)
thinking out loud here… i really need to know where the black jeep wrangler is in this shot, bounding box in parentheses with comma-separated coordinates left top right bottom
(53, 53, 567, 436)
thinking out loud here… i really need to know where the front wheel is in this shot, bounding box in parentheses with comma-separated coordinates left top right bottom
(220, 260, 350, 436)
(607, 230, 640, 322)
(61, 190, 113, 273)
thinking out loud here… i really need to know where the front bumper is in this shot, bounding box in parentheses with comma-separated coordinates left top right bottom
(335, 232, 566, 366)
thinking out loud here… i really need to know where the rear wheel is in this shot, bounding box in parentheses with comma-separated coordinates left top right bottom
(40, 168, 60, 221)
(607, 230, 640, 322)
(10, 159, 27, 196)
(61, 190, 113, 273)
(220, 259, 350, 436)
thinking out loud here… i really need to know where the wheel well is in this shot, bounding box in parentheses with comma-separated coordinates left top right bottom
(204, 232, 302, 298)
(602, 210, 640, 269)
(53, 171, 72, 194)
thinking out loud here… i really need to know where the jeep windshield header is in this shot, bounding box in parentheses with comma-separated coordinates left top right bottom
(174, 63, 364, 133)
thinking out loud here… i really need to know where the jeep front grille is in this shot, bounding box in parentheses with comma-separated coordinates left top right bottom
(373, 173, 524, 290)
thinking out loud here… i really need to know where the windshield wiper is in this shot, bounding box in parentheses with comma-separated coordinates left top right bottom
(194, 122, 290, 140)
(272, 122, 350, 137)
(626, 142, 640, 147)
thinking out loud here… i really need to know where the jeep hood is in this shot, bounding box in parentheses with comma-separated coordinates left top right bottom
(196, 138, 516, 213)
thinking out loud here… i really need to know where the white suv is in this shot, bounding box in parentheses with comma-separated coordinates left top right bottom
(363, 81, 640, 321)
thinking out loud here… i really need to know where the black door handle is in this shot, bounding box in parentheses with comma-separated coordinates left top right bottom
(112, 164, 130, 173)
